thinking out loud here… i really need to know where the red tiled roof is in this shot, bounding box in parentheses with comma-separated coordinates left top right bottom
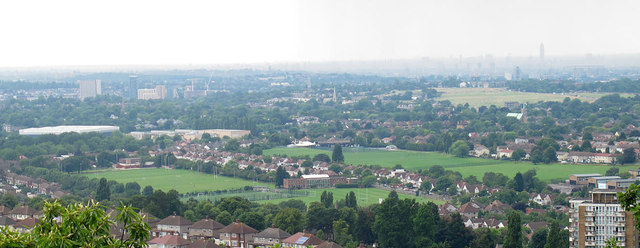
(282, 232, 325, 246)
(149, 235, 192, 246)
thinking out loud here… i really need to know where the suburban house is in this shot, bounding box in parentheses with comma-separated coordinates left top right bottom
(529, 193, 556, 206)
(218, 220, 259, 248)
(281, 232, 325, 248)
(13, 218, 39, 233)
(497, 149, 513, 158)
(187, 239, 221, 248)
(149, 235, 192, 248)
(154, 214, 193, 239)
(458, 201, 485, 219)
(484, 200, 510, 214)
(250, 226, 291, 248)
(188, 218, 225, 240)
(9, 205, 41, 220)
(472, 144, 490, 157)
(0, 216, 16, 228)
(566, 152, 616, 164)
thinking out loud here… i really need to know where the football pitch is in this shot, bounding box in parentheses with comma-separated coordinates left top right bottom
(264, 147, 638, 182)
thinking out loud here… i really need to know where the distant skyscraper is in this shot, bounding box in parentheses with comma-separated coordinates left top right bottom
(513, 66, 522, 81)
(128, 75, 138, 99)
(78, 80, 101, 100)
(540, 43, 545, 60)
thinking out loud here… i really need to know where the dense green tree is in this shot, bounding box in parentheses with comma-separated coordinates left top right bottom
(125, 182, 141, 196)
(142, 186, 154, 196)
(275, 166, 289, 188)
(528, 228, 548, 248)
(332, 145, 344, 163)
(544, 221, 561, 248)
(373, 191, 418, 248)
(472, 227, 499, 248)
(333, 220, 353, 246)
(96, 178, 111, 202)
(239, 211, 265, 231)
(345, 191, 357, 209)
(355, 207, 375, 245)
(483, 172, 509, 187)
(513, 172, 524, 192)
(413, 202, 440, 247)
(512, 148, 527, 161)
(449, 140, 470, 158)
(321, 191, 334, 208)
(504, 211, 523, 248)
(360, 175, 377, 188)
(278, 199, 307, 212)
(605, 167, 619, 176)
(313, 154, 331, 163)
(307, 202, 338, 234)
(217, 211, 233, 226)
(621, 148, 637, 164)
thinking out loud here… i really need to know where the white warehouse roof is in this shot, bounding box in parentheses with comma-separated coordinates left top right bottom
(19, 125, 120, 136)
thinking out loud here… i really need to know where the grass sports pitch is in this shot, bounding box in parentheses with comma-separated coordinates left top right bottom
(264, 147, 638, 182)
(84, 168, 271, 193)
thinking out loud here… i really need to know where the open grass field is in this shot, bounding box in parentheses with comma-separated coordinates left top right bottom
(257, 188, 445, 207)
(83, 168, 270, 193)
(434, 88, 627, 108)
(264, 147, 639, 182)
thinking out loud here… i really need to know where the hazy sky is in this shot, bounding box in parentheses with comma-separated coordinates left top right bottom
(1, 0, 639, 67)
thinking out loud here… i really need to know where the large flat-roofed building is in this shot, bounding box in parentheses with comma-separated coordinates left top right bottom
(570, 174, 603, 185)
(138, 85, 168, 100)
(607, 179, 639, 190)
(569, 190, 638, 248)
(78, 80, 101, 100)
(19, 125, 119, 136)
(588, 176, 622, 189)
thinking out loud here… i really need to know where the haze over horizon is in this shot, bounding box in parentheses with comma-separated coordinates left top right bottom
(1, 0, 639, 68)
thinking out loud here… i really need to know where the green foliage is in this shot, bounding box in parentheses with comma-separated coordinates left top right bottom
(321, 191, 334, 208)
(275, 166, 289, 188)
(345, 191, 357, 209)
(528, 228, 547, 248)
(373, 191, 419, 248)
(449, 140, 470, 158)
(618, 184, 640, 232)
(504, 211, 523, 248)
(0, 201, 150, 247)
(413, 202, 440, 247)
(96, 178, 111, 202)
(544, 221, 561, 248)
(332, 145, 344, 163)
(1, 193, 19, 209)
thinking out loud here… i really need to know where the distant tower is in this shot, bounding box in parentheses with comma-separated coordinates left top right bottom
(539, 43, 545, 60)
(78, 80, 101, 100)
(333, 87, 337, 102)
(514, 66, 522, 81)
(128, 75, 138, 99)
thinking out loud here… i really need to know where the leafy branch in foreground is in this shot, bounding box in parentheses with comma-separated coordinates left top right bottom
(0, 200, 150, 248)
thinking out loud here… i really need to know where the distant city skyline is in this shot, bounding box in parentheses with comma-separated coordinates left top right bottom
(0, 0, 639, 67)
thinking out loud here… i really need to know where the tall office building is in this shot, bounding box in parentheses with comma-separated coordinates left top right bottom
(569, 189, 638, 248)
(540, 43, 545, 60)
(128, 75, 138, 99)
(78, 80, 101, 100)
